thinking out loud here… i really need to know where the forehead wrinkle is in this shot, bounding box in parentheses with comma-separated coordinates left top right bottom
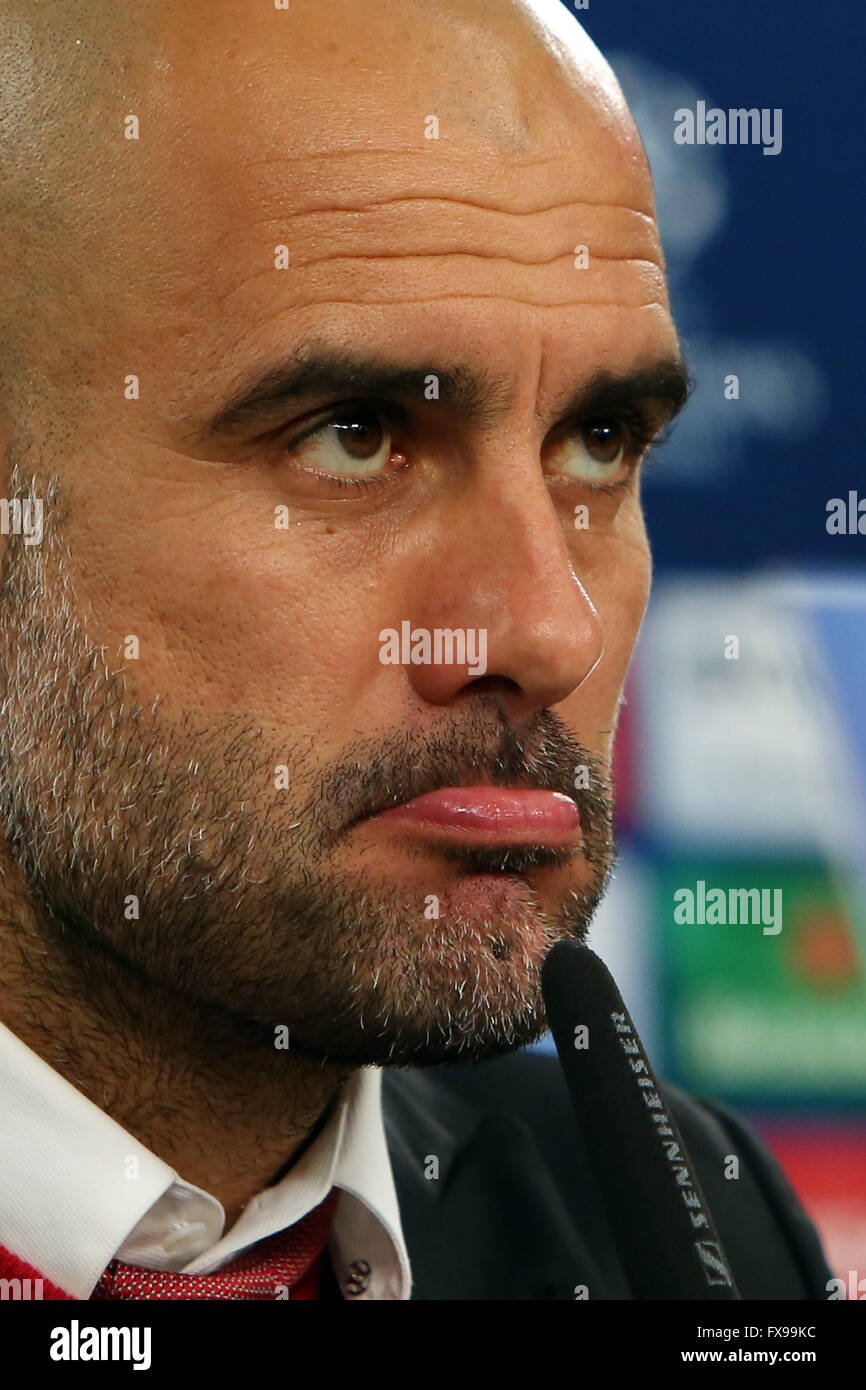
(205, 261, 668, 321)
(244, 202, 661, 263)
(206, 192, 665, 322)
(238, 161, 657, 223)
(292, 249, 664, 273)
(247, 193, 659, 228)
(273, 293, 670, 309)
(226, 258, 619, 327)
(231, 146, 657, 222)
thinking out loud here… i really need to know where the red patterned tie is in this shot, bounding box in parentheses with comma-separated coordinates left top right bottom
(91, 1188, 339, 1301)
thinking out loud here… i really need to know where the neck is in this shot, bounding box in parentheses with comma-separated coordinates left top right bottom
(0, 858, 352, 1231)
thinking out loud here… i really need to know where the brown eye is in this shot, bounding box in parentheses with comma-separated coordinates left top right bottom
(331, 410, 387, 461)
(548, 419, 628, 484)
(582, 422, 625, 464)
(287, 407, 394, 477)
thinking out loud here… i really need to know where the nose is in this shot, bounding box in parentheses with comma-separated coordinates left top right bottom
(406, 465, 604, 718)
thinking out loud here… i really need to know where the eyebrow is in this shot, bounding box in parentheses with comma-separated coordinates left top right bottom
(553, 359, 693, 429)
(200, 345, 692, 438)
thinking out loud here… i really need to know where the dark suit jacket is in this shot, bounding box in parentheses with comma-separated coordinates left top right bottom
(381, 1048, 833, 1300)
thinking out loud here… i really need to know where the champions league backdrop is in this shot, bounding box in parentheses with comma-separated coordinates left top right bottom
(535, 0, 866, 1282)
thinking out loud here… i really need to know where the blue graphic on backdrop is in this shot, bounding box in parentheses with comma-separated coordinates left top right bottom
(610, 52, 827, 486)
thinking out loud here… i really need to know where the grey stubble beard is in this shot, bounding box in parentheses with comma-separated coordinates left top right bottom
(0, 470, 616, 1070)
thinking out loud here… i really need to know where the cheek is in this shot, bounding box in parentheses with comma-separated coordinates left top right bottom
(72, 489, 396, 740)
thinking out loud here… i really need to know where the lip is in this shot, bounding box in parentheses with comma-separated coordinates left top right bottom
(366, 786, 582, 847)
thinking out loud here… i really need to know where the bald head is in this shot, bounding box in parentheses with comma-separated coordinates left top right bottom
(0, 0, 164, 417)
(0, 0, 651, 434)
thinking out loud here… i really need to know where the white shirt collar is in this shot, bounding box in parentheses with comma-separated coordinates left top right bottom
(0, 1019, 411, 1299)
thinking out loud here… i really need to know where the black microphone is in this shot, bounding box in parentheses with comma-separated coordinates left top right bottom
(541, 938, 741, 1300)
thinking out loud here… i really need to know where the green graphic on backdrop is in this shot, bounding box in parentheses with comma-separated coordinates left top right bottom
(660, 861, 866, 1101)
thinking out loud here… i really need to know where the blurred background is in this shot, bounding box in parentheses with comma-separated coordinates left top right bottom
(533, 0, 865, 1284)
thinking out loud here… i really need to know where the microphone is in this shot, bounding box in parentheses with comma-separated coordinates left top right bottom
(541, 938, 740, 1300)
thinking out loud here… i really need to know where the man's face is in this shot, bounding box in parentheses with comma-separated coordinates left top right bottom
(0, 2, 684, 1064)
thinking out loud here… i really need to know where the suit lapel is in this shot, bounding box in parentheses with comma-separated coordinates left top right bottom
(383, 1070, 619, 1299)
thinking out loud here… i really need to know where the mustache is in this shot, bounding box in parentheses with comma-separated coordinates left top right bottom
(306, 701, 613, 860)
